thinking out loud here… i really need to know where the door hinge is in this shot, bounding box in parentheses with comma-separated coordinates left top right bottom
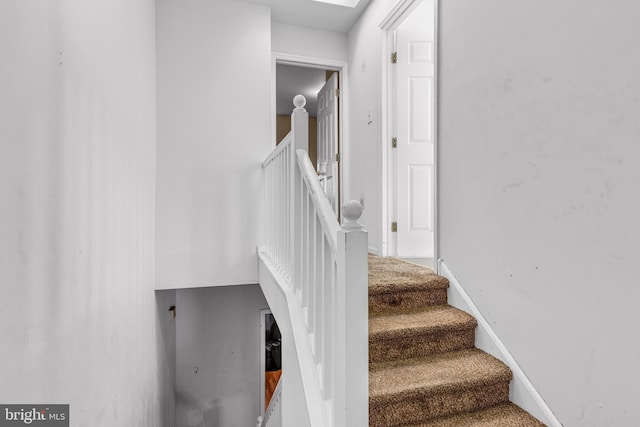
(335, 88, 340, 98)
(391, 222, 397, 232)
(391, 137, 397, 148)
(335, 152, 340, 162)
(391, 52, 397, 64)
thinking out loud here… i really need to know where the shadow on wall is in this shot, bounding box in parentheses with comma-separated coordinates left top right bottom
(175, 389, 220, 427)
(175, 389, 255, 427)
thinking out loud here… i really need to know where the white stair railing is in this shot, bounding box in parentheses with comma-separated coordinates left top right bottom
(260, 95, 368, 427)
(257, 377, 283, 427)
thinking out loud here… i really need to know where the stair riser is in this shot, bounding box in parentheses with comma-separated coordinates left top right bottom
(369, 329, 475, 363)
(369, 381, 511, 427)
(369, 289, 448, 316)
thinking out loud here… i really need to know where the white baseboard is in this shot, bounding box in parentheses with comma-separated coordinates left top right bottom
(438, 260, 563, 427)
(368, 245, 380, 255)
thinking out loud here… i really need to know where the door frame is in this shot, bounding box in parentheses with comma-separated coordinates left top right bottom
(259, 308, 271, 415)
(379, 0, 440, 270)
(271, 52, 349, 215)
(260, 308, 285, 415)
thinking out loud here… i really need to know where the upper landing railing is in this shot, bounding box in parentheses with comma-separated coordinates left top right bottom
(259, 95, 368, 427)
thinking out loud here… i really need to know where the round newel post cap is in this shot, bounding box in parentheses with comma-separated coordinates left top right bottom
(293, 94, 307, 110)
(342, 200, 364, 230)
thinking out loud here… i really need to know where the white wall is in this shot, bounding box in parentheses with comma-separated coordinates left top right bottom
(156, 0, 272, 290)
(272, 22, 348, 61)
(438, 1, 640, 425)
(0, 1, 173, 425)
(346, 0, 394, 254)
(175, 285, 268, 427)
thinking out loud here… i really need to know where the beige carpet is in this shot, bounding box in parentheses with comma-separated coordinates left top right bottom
(368, 255, 545, 427)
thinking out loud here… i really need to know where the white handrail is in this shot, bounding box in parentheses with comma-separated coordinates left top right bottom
(295, 150, 340, 252)
(261, 94, 368, 427)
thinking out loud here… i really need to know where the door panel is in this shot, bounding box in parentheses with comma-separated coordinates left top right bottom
(410, 76, 432, 143)
(396, 0, 435, 257)
(317, 72, 339, 214)
(409, 164, 432, 230)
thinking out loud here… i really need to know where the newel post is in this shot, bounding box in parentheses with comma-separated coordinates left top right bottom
(291, 94, 309, 153)
(336, 200, 369, 427)
(291, 95, 309, 291)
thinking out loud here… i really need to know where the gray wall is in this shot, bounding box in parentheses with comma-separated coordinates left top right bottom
(175, 285, 268, 427)
(155, 0, 273, 290)
(272, 22, 348, 61)
(438, 1, 640, 425)
(157, 290, 178, 426)
(346, 0, 392, 254)
(0, 0, 173, 424)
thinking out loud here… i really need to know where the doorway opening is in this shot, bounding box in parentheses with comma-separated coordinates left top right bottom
(273, 54, 348, 217)
(381, 0, 438, 269)
(275, 64, 332, 172)
(260, 309, 281, 413)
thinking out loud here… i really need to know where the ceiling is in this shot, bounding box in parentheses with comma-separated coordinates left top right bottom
(239, 0, 371, 33)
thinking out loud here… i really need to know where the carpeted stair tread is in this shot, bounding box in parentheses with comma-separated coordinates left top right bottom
(369, 255, 448, 292)
(369, 349, 512, 426)
(370, 305, 476, 333)
(407, 403, 546, 427)
(369, 256, 449, 315)
(369, 349, 512, 400)
(369, 305, 477, 362)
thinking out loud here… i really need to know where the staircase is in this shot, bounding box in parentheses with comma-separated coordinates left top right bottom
(368, 255, 545, 426)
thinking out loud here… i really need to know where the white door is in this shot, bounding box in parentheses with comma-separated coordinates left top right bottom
(317, 72, 339, 214)
(395, 0, 435, 257)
